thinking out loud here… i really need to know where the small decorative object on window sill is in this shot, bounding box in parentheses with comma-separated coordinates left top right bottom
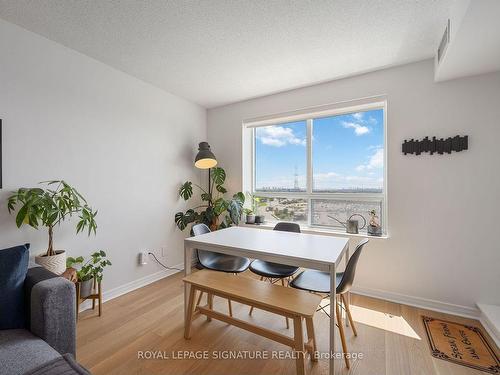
(367, 210, 382, 237)
(245, 213, 256, 224)
(402, 135, 468, 155)
(328, 214, 366, 234)
(254, 215, 265, 224)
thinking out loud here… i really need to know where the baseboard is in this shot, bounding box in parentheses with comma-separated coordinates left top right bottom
(477, 303, 500, 348)
(79, 263, 183, 312)
(351, 286, 480, 320)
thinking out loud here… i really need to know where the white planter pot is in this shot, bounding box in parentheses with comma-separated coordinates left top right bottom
(35, 250, 66, 275)
(246, 214, 256, 224)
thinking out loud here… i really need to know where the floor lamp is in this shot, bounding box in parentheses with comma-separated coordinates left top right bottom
(194, 142, 217, 200)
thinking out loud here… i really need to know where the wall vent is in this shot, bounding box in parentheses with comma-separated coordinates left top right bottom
(437, 19, 451, 64)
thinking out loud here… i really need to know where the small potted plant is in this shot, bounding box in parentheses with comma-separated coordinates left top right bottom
(244, 208, 256, 224)
(67, 251, 112, 298)
(7, 180, 97, 275)
(245, 192, 265, 224)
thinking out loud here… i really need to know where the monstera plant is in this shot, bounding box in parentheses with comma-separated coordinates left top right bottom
(175, 167, 245, 231)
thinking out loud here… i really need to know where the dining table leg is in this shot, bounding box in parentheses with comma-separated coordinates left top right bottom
(184, 243, 193, 326)
(329, 263, 336, 375)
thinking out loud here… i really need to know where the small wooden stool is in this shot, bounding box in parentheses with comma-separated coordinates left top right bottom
(75, 279, 102, 320)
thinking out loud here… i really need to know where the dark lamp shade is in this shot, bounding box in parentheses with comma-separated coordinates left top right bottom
(194, 142, 217, 169)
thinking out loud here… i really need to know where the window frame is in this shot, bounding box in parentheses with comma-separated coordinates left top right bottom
(242, 97, 388, 236)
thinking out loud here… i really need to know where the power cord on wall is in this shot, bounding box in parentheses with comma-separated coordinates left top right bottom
(148, 252, 183, 271)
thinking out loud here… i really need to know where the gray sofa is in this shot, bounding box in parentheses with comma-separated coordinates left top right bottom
(0, 264, 83, 375)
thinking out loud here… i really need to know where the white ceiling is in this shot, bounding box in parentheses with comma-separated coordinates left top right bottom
(0, 0, 456, 108)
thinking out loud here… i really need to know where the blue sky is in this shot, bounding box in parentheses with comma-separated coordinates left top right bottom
(255, 109, 384, 191)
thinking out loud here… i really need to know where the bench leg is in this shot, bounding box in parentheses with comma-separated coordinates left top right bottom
(341, 294, 357, 336)
(249, 276, 264, 316)
(293, 317, 305, 375)
(336, 301, 350, 369)
(281, 278, 290, 329)
(196, 291, 204, 307)
(305, 317, 318, 362)
(207, 292, 213, 322)
(184, 286, 197, 339)
(228, 299, 233, 317)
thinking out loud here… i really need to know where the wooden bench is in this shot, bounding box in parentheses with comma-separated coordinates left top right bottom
(183, 270, 322, 375)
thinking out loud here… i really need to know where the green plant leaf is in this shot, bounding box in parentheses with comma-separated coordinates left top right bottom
(211, 167, 226, 185)
(213, 198, 229, 216)
(228, 193, 245, 224)
(216, 185, 227, 194)
(15, 205, 28, 228)
(179, 182, 193, 200)
(201, 193, 212, 202)
(174, 212, 187, 230)
(233, 192, 245, 204)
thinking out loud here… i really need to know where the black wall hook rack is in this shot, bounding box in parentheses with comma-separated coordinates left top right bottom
(402, 135, 468, 155)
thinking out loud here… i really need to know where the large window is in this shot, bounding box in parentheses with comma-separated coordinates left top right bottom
(245, 101, 386, 234)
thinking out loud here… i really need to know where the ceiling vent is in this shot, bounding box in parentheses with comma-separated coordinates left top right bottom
(437, 19, 451, 64)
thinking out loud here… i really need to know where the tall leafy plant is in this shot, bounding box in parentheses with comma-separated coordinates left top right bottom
(175, 167, 245, 231)
(7, 180, 97, 256)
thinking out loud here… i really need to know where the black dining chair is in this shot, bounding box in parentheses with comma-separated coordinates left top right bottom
(248, 222, 301, 328)
(192, 223, 251, 317)
(289, 238, 368, 369)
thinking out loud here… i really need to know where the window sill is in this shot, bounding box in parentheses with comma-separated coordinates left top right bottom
(239, 222, 389, 239)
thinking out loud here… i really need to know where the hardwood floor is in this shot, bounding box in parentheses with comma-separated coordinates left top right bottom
(77, 272, 498, 375)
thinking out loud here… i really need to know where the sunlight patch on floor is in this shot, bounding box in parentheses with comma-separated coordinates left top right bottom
(348, 305, 421, 340)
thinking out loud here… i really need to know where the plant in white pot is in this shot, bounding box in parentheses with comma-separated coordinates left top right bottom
(7, 180, 97, 275)
(67, 251, 111, 298)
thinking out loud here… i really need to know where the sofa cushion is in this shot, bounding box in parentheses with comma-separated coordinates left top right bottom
(0, 244, 30, 329)
(0, 329, 60, 375)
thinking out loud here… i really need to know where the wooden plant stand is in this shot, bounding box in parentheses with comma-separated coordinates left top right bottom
(75, 279, 102, 320)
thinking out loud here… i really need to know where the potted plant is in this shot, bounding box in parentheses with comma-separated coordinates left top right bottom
(67, 251, 111, 298)
(7, 180, 97, 274)
(244, 209, 255, 224)
(244, 192, 265, 224)
(174, 167, 245, 231)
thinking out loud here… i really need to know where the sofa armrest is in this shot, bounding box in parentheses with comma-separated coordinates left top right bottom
(24, 266, 76, 356)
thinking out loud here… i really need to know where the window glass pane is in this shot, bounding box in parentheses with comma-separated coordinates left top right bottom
(254, 196, 308, 225)
(312, 109, 384, 192)
(311, 199, 382, 230)
(255, 121, 307, 192)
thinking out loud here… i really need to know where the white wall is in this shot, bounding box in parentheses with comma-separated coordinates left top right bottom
(0, 19, 206, 291)
(208, 59, 500, 313)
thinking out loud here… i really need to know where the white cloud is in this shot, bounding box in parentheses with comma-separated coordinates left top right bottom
(342, 121, 370, 136)
(313, 172, 340, 181)
(257, 126, 306, 147)
(356, 148, 384, 171)
(352, 112, 364, 120)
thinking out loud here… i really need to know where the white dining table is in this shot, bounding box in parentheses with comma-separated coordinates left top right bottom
(184, 226, 350, 375)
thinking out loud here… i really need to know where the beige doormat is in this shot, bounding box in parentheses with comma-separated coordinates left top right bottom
(422, 316, 499, 374)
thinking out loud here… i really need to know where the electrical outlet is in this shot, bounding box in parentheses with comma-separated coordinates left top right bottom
(139, 251, 148, 265)
(161, 246, 166, 258)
